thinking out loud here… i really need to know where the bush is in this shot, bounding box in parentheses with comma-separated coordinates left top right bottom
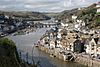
(0, 38, 20, 67)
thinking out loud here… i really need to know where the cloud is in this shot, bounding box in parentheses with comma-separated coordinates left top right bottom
(0, 0, 99, 12)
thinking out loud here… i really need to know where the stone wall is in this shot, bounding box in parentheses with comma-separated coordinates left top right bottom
(75, 56, 100, 67)
(38, 46, 65, 61)
(38, 45, 100, 67)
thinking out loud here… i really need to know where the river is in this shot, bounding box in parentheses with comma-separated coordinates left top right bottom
(7, 28, 86, 67)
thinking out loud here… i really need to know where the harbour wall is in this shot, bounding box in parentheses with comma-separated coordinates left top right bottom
(75, 56, 100, 67)
(37, 45, 100, 67)
(37, 45, 71, 61)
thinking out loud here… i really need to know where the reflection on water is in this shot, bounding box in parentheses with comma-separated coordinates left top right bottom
(7, 28, 86, 67)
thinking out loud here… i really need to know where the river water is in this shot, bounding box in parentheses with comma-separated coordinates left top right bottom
(7, 28, 86, 67)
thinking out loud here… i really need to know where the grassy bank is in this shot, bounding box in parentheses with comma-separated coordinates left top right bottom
(0, 38, 37, 67)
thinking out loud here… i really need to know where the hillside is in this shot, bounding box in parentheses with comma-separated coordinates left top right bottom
(56, 8, 78, 22)
(56, 3, 100, 29)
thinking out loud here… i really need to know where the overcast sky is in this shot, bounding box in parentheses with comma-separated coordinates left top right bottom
(0, 0, 99, 12)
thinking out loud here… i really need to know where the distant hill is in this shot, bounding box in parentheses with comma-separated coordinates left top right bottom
(0, 11, 51, 20)
(43, 12, 59, 18)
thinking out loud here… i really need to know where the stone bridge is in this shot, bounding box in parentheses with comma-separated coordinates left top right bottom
(34, 21, 61, 28)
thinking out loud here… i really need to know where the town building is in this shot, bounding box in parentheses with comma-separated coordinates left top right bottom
(85, 38, 100, 57)
(96, 2, 100, 13)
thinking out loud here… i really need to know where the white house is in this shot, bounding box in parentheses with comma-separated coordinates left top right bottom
(96, 2, 100, 13)
(74, 19, 84, 30)
(96, 38, 100, 56)
(57, 33, 62, 38)
(78, 7, 85, 10)
(56, 39, 63, 49)
(77, 19, 82, 23)
(89, 30, 95, 34)
(97, 47, 100, 55)
(75, 24, 79, 29)
(49, 40, 56, 48)
(85, 38, 99, 57)
(72, 15, 77, 20)
(55, 20, 59, 23)
(5, 15, 9, 19)
(61, 23, 68, 27)
(57, 29, 62, 38)
(82, 21, 85, 26)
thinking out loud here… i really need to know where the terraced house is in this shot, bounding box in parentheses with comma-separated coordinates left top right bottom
(96, 2, 100, 13)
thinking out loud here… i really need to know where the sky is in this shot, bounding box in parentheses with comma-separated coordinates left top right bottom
(0, 0, 99, 12)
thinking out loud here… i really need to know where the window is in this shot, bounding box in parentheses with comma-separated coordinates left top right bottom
(70, 45, 71, 49)
(68, 38, 70, 39)
(91, 42, 95, 50)
(91, 42, 95, 47)
(91, 48, 94, 50)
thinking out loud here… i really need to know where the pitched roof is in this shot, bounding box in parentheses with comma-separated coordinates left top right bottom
(74, 39, 81, 44)
(67, 38, 76, 43)
(48, 29, 55, 33)
(60, 38, 69, 47)
(59, 29, 67, 34)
